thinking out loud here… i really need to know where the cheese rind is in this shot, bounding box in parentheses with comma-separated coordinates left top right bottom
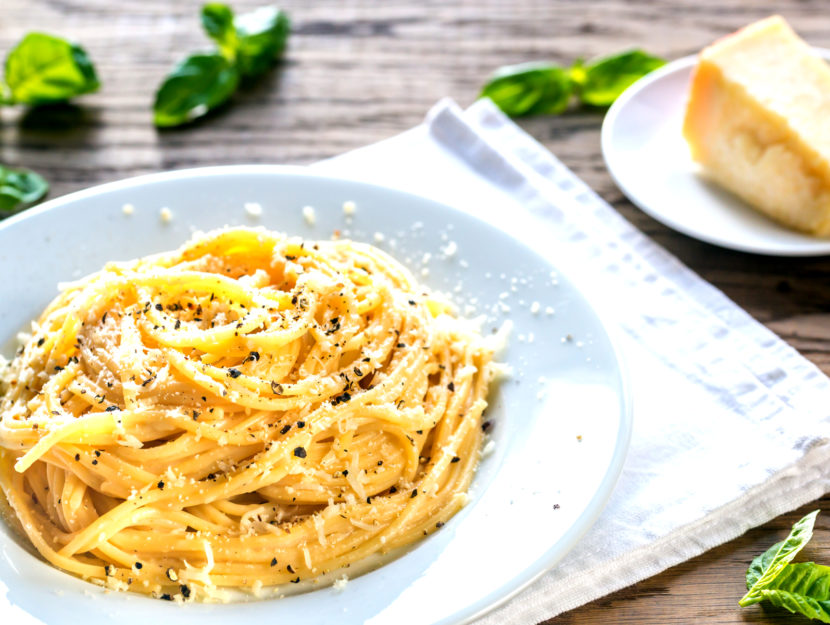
(683, 15, 830, 235)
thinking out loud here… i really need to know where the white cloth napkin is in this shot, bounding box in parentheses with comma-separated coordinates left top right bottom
(313, 98, 830, 623)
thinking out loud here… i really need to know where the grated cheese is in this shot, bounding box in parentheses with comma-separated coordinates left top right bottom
(480, 439, 496, 458)
(302, 205, 316, 226)
(244, 202, 263, 217)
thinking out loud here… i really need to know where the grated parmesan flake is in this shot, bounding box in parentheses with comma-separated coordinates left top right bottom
(244, 202, 263, 217)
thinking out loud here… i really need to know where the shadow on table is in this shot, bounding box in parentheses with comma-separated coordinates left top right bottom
(18, 103, 101, 138)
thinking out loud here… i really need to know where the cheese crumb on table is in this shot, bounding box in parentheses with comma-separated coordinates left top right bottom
(159, 207, 173, 223)
(342, 200, 356, 216)
(121, 203, 134, 215)
(302, 205, 316, 226)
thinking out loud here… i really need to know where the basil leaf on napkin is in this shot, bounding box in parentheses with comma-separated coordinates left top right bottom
(4, 32, 99, 105)
(154, 4, 290, 127)
(740, 510, 819, 606)
(572, 50, 665, 107)
(153, 53, 239, 128)
(479, 62, 572, 117)
(0, 165, 49, 213)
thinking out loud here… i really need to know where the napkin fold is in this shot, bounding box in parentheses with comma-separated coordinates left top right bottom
(313, 98, 830, 623)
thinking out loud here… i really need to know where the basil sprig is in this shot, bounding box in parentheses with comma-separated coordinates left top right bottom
(739, 510, 830, 622)
(0, 32, 98, 215)
(1, 32, 99, 106)
(480, 49, 665, 117)
(0, 165, 49, 214)
(154, 4, 290, 128)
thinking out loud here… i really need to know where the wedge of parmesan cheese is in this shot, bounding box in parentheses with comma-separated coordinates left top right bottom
(683, 15, 830, 235)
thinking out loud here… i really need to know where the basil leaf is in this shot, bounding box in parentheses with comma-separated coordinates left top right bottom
(748, 540, 785, 589)
(479, 62, 572, 117)
(153, 53, 239, 127)
(740, 510, 820, 606)
(4, 32, 99, 106)
(575, 49, 665, 107)
(758, 562, 830, 622)
(233, 6, 291, 78)
(0, 165, 49, 213)
(201, 3, 238, 60)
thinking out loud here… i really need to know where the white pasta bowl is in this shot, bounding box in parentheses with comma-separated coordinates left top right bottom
(0, 166, 631, 625)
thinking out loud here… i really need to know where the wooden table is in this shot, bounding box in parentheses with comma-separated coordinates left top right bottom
(2, 0, 830, 622)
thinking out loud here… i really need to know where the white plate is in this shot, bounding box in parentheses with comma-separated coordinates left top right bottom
(0, 166, 631, 625)
(602, 49, 830, 256)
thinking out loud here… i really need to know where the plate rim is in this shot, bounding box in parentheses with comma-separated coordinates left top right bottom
(601, 48, 830, 257)
(0, 165, 633, 625)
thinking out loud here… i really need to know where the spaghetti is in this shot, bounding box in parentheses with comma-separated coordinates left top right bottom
(0, 227, 496, 601)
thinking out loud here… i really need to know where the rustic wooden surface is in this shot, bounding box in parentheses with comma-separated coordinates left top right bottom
(3, 0, 830, 623)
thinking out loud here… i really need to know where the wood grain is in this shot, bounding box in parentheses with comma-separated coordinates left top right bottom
(3, 0, 830, 623)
